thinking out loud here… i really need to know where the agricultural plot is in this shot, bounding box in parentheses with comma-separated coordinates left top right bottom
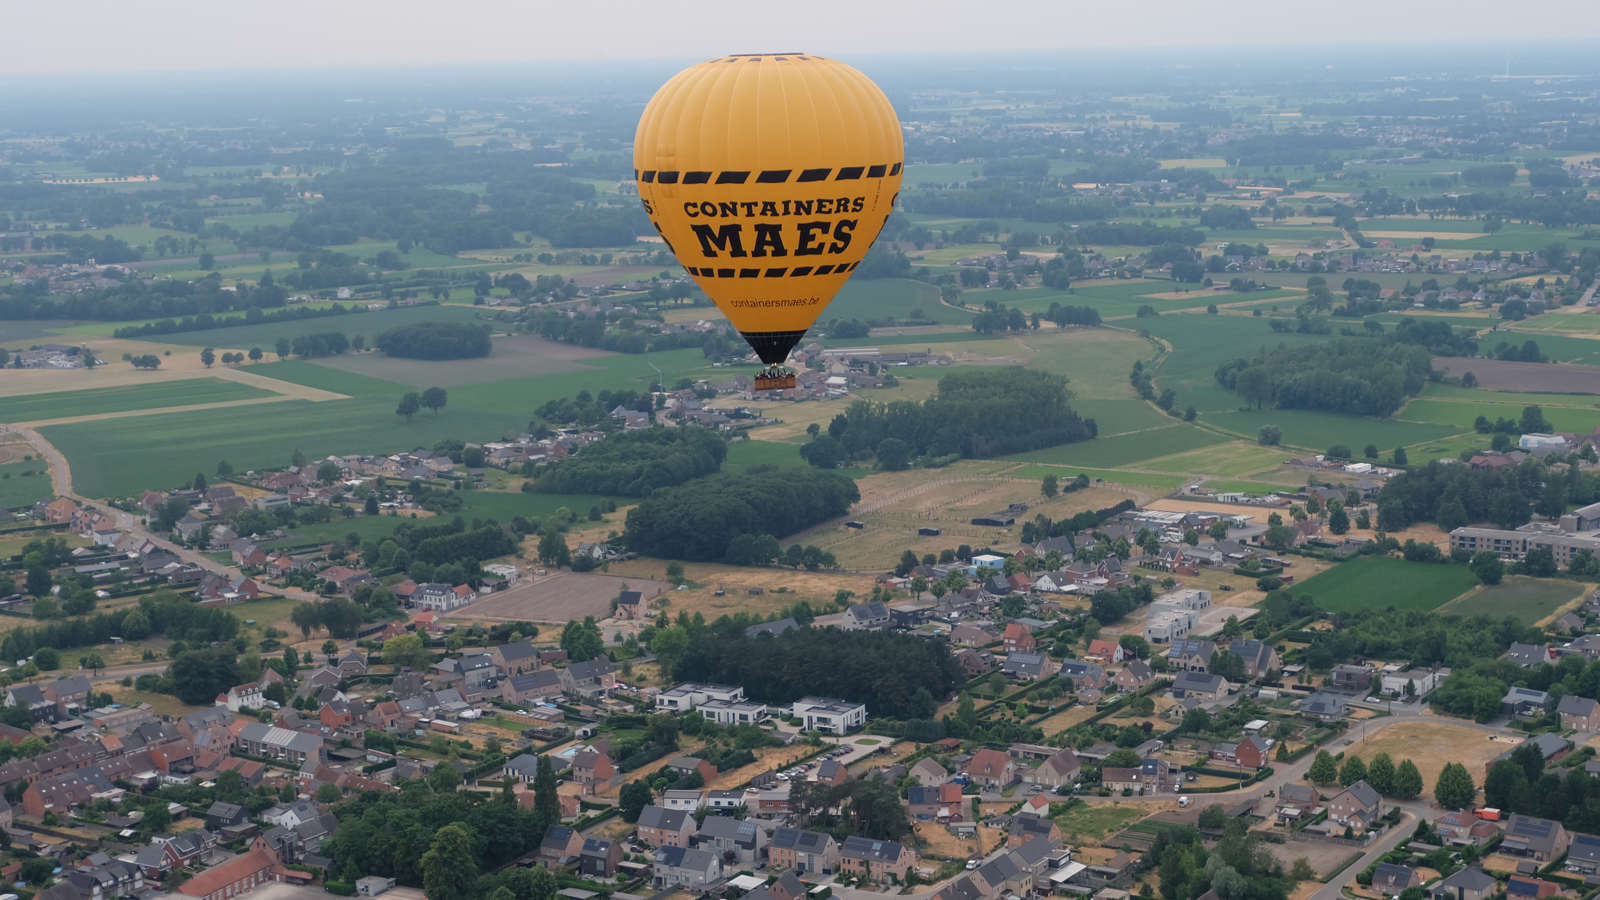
(462, 572, 665, 624)
(244, 361, 413, 397)
(1138, 441, 1290, 478)
(1432, 358, 1600, 393)
(1292, 556, 1478, 614)
(1439, 577, 1585, 625)
(819, 279, 970, 325)
(1007, 466, 1189, 489)
(307, 334, 611, 388)
(1401, 399, 1600, 434)
(38, 397, 525, 498)
(1202, 408, 1463, 453)
(1135, 314, 1333, 413)
(0, 459, 55, 510)
(139, 304, 495, 349)
(447, 348, 722, 417)
(1419, 382, 1600, 406)
(1007, 425, 1227, 469)
(0, 378, 278, 421)
(1051, 803, 1151, 843)
(1488, 333, 1600, 366)
(1068, 399, 1178, 438)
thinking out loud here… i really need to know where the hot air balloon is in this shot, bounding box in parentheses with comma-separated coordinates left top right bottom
(634, 54, 904, 390)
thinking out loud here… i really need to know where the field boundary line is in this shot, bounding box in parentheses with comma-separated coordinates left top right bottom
(15, 395, 303, 428)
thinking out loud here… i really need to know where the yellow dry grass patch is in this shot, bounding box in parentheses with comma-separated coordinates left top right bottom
(603, 558, 875, 618)
(1331, 720, 1502, 790)
(913, 819, 1001, 860)
(1041, 704, 1097, 736)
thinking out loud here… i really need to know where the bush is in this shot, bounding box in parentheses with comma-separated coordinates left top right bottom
(324, 883, 356, 896)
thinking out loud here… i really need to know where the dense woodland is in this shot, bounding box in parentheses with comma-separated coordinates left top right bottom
(823, 369, 1096, 462)
(1214, 338, 1434, 417)
(531, 426, 726, 496)
(672, 624, 962, 719)
(622, 466, 860, 561)
(376, 321, 492, 360)
(1373, 457, 1585, 531)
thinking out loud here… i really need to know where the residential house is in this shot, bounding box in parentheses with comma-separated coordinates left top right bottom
(1508, 643, 1555, 667)
(505, 670, 564, 705)
(840, 836, 915, 884)
(1001, 652, 1050, 681)
(490, 640, 543, 676)
(1502, 687, 1553, 719)
(1102, 759, 1175, 793)
(1507, 877, 1561, 900)
(815, 759, 850, 786)
(1488, 734, 1572, 778)
(652, 846, 721, 890)
(218, 682, 265, 713)
(1435, 811, 1502, 847)
(955, 649, 997, 676)
(910, 757, 949, 787)
(559, 657, 616, 698)
(1372, 863, 1422, 894)
(841, 601, 890, 631)
(1560, 695, 1600, 732)
(790, 697, 867, 734)
(1500, 813, 1570, 862)
(694, 816, 766, 864)
(905, 783, 965, 821)
(503, 754, 543, 783)
(1003, 623, 1037, 654)
(579, 837, 622, 878)
(615, 591, 646, 620)
(206, 802, 249, 831)
(746, 618, 800, 639)
(1326, 781, 1382, 830)
(234, 722, 323, 766)
(768, 827, 839, 875)
(1085, 639, 1124, 665)
(1430, 868, 1497, 900)
(1021, 748, 1081, 788)
(967, 749, 1017, 789)
(1007, 815, 1061, 849)
(1331, 664, 1375, 693)
(1275, 783, 1318, 824)
(1211, 736, 1269, 769)
(1168, 640, 1216, 672)
(664, 756, 716, 783)
(636, 805, 697, 848)
(173, 849, 278, 900)
(1566, 833, 1600, 876)
(537, 825, 584, 869)
(1172, 671, 1229, 702)
(951, 624, 996, 647)
(1113, 660, 1156, 692)
(571, 748, 615, 785)
(663, 790, 704, 811)
(1299, 693, 1347, 722)
(1058, 660, 1108, 694)
(1226, 639, 1278, 678)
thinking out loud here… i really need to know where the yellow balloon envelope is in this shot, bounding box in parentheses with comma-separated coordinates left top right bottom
(635, 53, 904, 372)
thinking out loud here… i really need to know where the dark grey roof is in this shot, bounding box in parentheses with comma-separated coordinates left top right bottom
(771, 827, 832, 852)
(1174, 671, 1225, 693)
(747, 617, 800, 639)
(1441, 868, 1496, 892)
(1559, 695, 1598, 717)
(1339, 780, 1381, 809)
(637, 805, 692, 832)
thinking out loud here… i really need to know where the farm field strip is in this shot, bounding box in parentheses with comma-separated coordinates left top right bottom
(1291, 556, 1478, 613)
(0, 378, 278, 420)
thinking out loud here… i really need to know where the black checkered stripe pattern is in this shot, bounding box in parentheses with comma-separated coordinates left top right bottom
(637, 163, 902, 184)
(684, 261, 862, 278)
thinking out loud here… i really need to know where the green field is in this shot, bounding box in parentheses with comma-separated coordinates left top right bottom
(39, 398, 525, 498)
(1203, 408, 1463, 453)
(1139, 441, 1290, 477)
(1418, 382, 1600, 406)
(0, 460, 55, 510)
(1402, 399, 1600, 433)
(1135, 313, 1335, 412)
(139, 304, 496, 349)
(0, 378, 277, 422)
(724, 439, 804, 473)
(1439, 576, 1584, 625)
(819, 279, 971, 325)
(1293, 556, 1479, 614)
(1007, 424, 1227, 469)
(245, 361, 414, 397)
(1490, 332, 1600, 366)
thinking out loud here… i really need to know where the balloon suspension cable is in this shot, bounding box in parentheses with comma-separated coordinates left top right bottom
(753, 365, 797, 391)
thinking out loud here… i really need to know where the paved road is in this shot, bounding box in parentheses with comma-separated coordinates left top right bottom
(5, 425, 318, 602)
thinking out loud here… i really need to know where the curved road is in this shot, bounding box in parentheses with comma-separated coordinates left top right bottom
(5, 425, 318, 603)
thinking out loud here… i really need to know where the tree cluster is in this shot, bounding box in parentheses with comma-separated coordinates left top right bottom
(622, 467, 859, 561)
(531, 426, 725, 497)
(1215, 338, 1432, 417)
(376, 321, 493, 360)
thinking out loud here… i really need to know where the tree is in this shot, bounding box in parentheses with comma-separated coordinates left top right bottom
(1434, 761, 1476, 810)
(316, 781, 342, 803)
(121, 609, 150, 640)
(1393, 758, 1424, 800)
(1469, 551, 1505, 585)
(538, 531, 571, 569)
(25, 565, 51, 597)
(620, 780, 655, 822)
(34, 646, 60, 670)
(421, 824, 478, 900)
(1339, 753, 1367, 787)
(876, 438, 910, 471)
(317, 462, 342, 484)
(1307, 750, 1339, 786)
(383, 634, 430, 670)
(422, 386, 449, 417)
(1257, 424, 1282, 446)
(1042, 474, 1059, 498)
(1367, 752, 1395, 795)
(396, 392, 422, 423)
(1328, 507, 1350, 535)
(1104, 748, 1142, 769)
(200, 347, 215, 368)
(290, 602, 322, 639)
(193, 471, 208, 492)
(275, 337, 290, 359)
(1393, 446, 1408, 465)
(248, 347, 263, 362)
(534, 754, 560, 824)
(560, 618, 604, 662)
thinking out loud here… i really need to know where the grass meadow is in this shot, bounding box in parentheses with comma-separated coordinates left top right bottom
(139, 303, 496, 349)
(1006, 425, 1227, 469)
(0, 378, 278, 421)
(1440, 576, 1585, 625)
(1292, 556, 1478, 614)
(1202, 408, 1463, 453)
(0, 460, 55, 510)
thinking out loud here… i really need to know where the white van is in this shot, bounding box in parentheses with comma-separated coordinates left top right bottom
(1178, 796, 1190, 808)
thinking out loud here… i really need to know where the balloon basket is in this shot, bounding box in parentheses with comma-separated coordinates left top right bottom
(754, 368, 797, 391)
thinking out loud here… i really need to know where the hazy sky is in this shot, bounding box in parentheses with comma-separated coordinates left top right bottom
(7, 0, 1597, 76)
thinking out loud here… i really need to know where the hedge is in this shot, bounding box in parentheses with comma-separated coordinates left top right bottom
(325, 883, 355, 896)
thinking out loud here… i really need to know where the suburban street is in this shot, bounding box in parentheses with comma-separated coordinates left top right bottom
(7, 424, 321, 602)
